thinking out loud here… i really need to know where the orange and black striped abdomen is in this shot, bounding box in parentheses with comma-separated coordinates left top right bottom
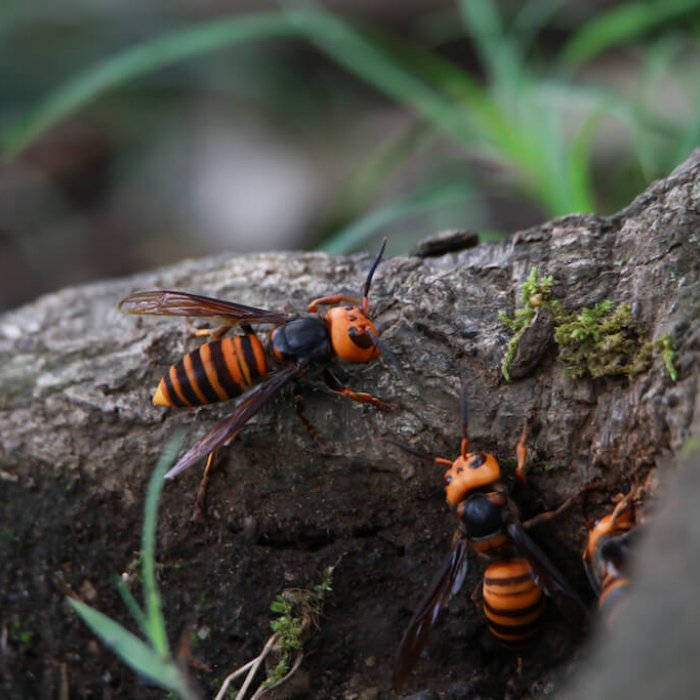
(481, 558, 545, 647)
(153, 335, 268, 407)
(470, 532, 509, 558)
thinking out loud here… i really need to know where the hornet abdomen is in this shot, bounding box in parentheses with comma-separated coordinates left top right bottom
(153, 335, 268, 407)
(482, 558, 545, 646)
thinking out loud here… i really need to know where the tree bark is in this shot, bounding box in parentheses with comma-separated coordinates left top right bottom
(1, 150, 699, 699)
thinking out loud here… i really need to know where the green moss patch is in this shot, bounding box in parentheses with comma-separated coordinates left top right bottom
(500, 269, 677, 381)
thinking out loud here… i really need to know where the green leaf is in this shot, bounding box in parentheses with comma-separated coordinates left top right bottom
(67, 599, 189, 695)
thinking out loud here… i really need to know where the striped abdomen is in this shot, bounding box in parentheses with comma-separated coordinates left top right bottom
(153, 335, 268, 407)
(470, 532, 509, 558)
(598, 575, 631, 628)
(481, 558, 545, 647)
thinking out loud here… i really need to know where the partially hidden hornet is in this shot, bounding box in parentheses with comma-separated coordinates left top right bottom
(119, 239, 397, 518)
(583, 488, 642, 629)
(390, 386, 587, 693)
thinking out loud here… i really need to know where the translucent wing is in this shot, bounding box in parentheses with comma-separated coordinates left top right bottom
(164, 362, 306, 480)
(506, 521, 589, 629)
(393, 536, 469, 692)
(119, 290, 290, 326)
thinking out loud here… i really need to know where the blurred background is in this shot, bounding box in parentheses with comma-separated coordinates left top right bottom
(1, 0, 699, 311)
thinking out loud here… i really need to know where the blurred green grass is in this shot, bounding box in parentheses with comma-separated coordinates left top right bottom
(68, 434, 197, 699)
(2, 0, 700, 262)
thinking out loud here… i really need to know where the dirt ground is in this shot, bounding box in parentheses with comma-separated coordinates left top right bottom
(1, 393, 599, 700)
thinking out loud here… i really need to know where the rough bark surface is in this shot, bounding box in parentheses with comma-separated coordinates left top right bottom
(1, 150, 699, 699)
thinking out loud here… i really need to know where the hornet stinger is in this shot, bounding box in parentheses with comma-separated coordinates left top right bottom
(120, 239, 398, 520)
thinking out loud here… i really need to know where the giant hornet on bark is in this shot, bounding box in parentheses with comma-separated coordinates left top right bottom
(120, 240, 398, 519)
(583, 487, 643, 628)
(389, 386, 588, 692)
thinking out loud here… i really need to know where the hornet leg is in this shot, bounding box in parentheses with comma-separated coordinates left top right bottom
(184, 319, 234, 341)
(293, 391, 330, 453)
(522, 490, 580, 530)
(323, 369, 397, 412)
(192, 450, 218, 523)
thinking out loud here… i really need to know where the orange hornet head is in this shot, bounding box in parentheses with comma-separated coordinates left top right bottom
(326, 305, 381, 363)
(584, 495, 637, 563)
(306, 238, 399, 368)
(443, 450, 502, 506)
(441, 385, 503, 506)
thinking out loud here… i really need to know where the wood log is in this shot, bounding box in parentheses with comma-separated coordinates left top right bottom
(1, 149, 698, 699)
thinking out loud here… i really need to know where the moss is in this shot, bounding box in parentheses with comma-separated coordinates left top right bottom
(264, 566, 334, 687)
(500, 333, 519, 382)
(500, 270, 677, 381)
(554, 301, 652, 378)
(499, 269, 563, 381)
(267, 596, 304, 684)
(658, 334, 678, 382)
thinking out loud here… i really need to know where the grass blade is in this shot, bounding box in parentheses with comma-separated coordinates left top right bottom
(5, 3, 666, 220)
(566, 111, 603, 213)
(511, 0, 570, 56)
(2, 8, 484, 160)
(286, 10, 476, 146)
(320, 180, 475, 254)
(141, 433, 184, 655)
(293, 11, 546, 203)
(322, 119, 436, 231)
(68, 599, 194, 698)
(1, 14, 296, 155)
(560, 0, 700, 69)
(115, 576, 149, 639)
(68, 434, 194, 698)
(458, 0, 521, 88)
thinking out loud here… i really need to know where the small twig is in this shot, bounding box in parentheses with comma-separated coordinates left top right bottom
(213, 658, 257, 700)
(59, 662, 69, 700)
(237, 633, 281, 700)
(214, 633, 279, 700)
